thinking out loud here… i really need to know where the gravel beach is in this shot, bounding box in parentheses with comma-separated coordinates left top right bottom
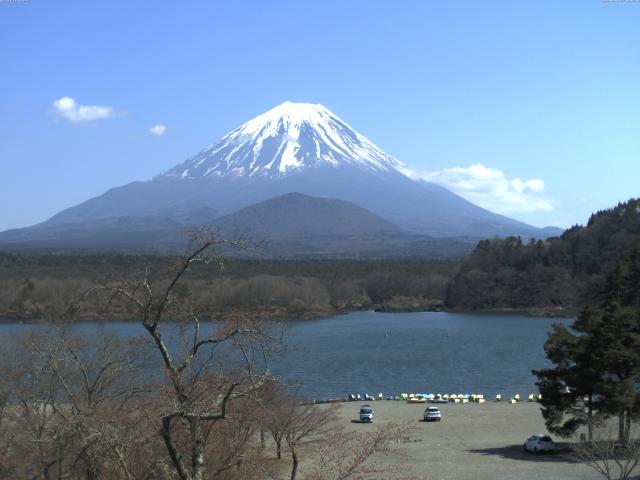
(320, 400, 602, 480)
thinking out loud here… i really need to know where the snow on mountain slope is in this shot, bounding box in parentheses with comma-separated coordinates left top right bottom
(161, 102, 405, 179)
(1, 101, 558, 247)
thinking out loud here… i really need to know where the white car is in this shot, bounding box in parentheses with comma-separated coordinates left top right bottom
(359, 405, 374, 423)
(423, 406, 442, 422)
(524, 434, 557, 453)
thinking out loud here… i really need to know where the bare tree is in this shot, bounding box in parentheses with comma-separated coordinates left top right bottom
(0, 334, 51, 479)
(0, 387, 11, 479)
(571, 417, 640, 480)
(283, 402, 340, 480)
(0, 330, 159, 480)
(304, 421, 414, 480)
(87, 234, 281, 480)
(262, 385, 290, 460)
(43, 333, 153, 479)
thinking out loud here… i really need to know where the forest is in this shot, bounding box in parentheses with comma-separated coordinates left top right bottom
(447, 199, 640, 312)
(0, 253, 455, 321)
(2, 198, 639, 321)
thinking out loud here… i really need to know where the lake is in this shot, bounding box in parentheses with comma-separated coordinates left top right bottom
(0, 311, 570, 400)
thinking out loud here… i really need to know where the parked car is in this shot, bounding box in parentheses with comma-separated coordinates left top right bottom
(524, 434, 557, 453)
(423, 406, 442, 422)
(359, 404, 374, 423)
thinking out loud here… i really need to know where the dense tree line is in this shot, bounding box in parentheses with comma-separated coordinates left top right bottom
(0, 255, 455, 321)
(447, 198, 640, 310)
(3, 198, 639, 319)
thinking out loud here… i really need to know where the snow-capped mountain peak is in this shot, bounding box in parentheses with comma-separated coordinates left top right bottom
(161, 101, 405, 179)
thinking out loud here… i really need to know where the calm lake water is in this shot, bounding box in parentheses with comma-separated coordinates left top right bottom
(0, 311, 570, 400)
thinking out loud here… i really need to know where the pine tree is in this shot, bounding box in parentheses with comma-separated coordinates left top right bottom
(534, 308, 603, 440)
(534, 250, 640, 441)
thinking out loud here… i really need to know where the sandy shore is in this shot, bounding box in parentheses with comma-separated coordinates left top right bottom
(311, 400, 601, 480)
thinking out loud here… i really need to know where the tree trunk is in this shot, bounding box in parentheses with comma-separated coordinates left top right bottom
(290, 448, 299, 480)
(587, 394, 593, 442)
(81, 450, 99, 480)
(619, 412, 626, 442)
(260, 425, 265, 450)
(113, 445, 134, 480)
(276, 438, 282, 459)
(624, 409, 631, 444)
(38, 442, 51, 480)
(191, 418, 205, 480)
(162, 417, 190, 480)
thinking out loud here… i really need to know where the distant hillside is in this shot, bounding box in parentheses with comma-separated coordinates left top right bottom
(447, 198, 640, 310)
(210, 193, 477, 258)
(0, 193, 477, 258)
(0, 216, 187, 252)
(212, 192, 403, 239)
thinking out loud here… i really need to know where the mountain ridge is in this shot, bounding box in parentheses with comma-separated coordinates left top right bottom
(1, 101, 561, 251)
(0, 193, 479, 258)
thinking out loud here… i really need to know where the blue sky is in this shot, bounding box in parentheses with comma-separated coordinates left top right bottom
(1, 0, 639, 230)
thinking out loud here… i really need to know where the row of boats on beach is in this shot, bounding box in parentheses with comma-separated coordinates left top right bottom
(347, 392, 543, 404)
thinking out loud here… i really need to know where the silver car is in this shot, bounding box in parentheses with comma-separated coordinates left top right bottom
(359, 405, 374, 423)
(524, 434, 557, 453)
(423, 406, 442, 422)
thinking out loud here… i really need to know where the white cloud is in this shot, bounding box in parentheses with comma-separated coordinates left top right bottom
(149, 124, 167, 136)
(52, 96, 117, 123)
(405, 163, 554, 214)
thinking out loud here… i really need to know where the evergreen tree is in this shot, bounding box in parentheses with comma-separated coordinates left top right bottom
(591, 250, 640, 441)
(534, 250, 640, 441)
(534, 308, 603, 440)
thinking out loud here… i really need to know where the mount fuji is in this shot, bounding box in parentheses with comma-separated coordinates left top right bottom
(0, 102, 560, 254)
(163, 101, 405, 179)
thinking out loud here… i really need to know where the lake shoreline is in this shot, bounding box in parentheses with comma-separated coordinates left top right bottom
(0, 303, 577, 324)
